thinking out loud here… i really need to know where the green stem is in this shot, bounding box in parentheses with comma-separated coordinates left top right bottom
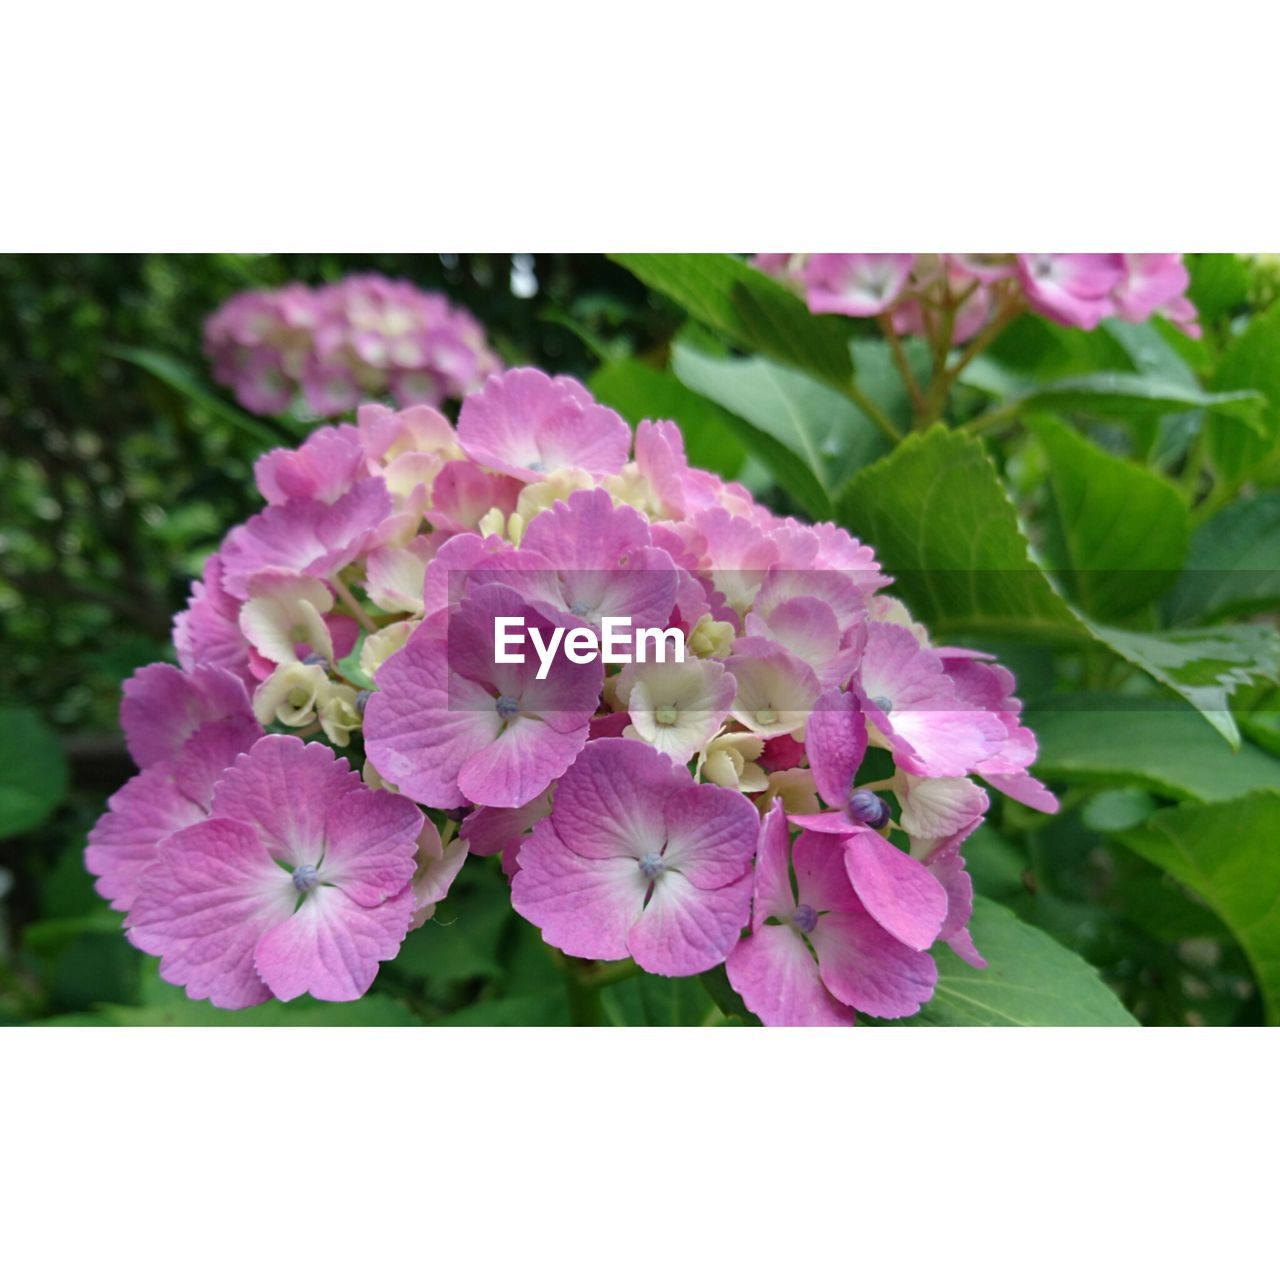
(878, 314, 925, 412)
(846, 378, 903, 444)
(555, 953, 618, 1024)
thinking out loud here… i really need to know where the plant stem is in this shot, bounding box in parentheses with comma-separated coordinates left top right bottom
(846, 378, 903, 444)
(878, 314, 925, 411)
(331, 574, 378, 633)
(561, 957, 607, 1025)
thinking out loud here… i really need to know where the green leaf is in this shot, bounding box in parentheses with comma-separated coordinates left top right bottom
(1029, 697, 1280, 803)
(838, 427, 1276, 743)
(1205, 304, 1280, 483)
(106, 343, 293, 448)
(601, 973, 724, 1026)
(610, 253, 855, 389)
(962, 366, 1263, 437)
(672, 343, 889, 518)
(1034, 419, 1189, 620)
(433, 993, 570, 1026)
(1188, 252, 1250, 322)
(1091, 621, 1280, 748)
(899, 897, 1136, 1026)
(837, 426, 1086, 641)
(96, 994, 422, 1026)
(588, 357, 745, 478)
(0, 707, 68, 840)
(1166, 493, 1280, 624)
(1117, 791, 1280, 1024)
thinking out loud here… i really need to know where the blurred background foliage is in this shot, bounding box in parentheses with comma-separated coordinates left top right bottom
(2, 253, 1278, 1027)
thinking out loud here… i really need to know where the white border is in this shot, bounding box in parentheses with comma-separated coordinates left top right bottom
(5, 1030, 1277, 1276)
(2, 4, 1279, 247)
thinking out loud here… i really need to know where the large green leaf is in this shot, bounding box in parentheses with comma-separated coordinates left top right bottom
(838, 426, 1088, 641)
(1166, 493, 1280, 624)
(0, 707, 68, 840)
(1205, 303, 1280, 483)
(107, 343, 293, 447)
(610, 253, 855, 390)
(672, 343, 889, 518)
(839, 427, 1277, 743)
(1035, 418, 1188, 619)
(1118, 791, 1280, 1024)
(1029, 697, 1280, 802)
(588, 357, 746, 478)
(899, 897, 1136, 1026)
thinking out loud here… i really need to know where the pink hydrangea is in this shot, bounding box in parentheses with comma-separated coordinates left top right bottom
(726, 801, 938, 1025)
(127, 735, 423, 1008)
(92, 360, 1058, 1023)
(756, 251, 1199, 339)
(205, 273, 502, 417)
(511, 739, 759, 976)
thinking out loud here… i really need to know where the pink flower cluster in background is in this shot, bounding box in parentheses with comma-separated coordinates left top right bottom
(756, 253, 1200, 339)
(89, 365, 1058, 1025)
(204, 273, 502, 418)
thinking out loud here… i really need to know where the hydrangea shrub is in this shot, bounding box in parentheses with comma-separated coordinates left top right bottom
(204, 273, 502, 417)
(87, 364, 1060, 1025)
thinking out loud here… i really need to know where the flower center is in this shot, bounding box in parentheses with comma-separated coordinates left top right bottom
(792, 904, 818, 934)
(871, 694, 893, 714)
(638, 852, 665, 880)
(848, 789, 891, 829)
(291, 864, 320, 892)
(654, 703, 679, 726)
(495, 694, 520, 719)
(756, 706, 778, 726)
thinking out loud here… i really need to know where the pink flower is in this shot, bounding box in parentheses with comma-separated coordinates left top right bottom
(127, 735, 423, 1008)
(515, 488, 680, 633)
(457, 367, 630, 481)
(802, 254, 916, 317)
(726, 801, 938, 1025)
(120, 662, 257, 769)
(941, 654, 1059, 813)
(219, 477, 392, 598)
(1112, 253, 1192, 324)
(791, 689, 950, 951)
(174, 555, 252, 685)
(857, 622, 1006, 777)
(254, 425, 367, 506)
(511, 738, 758, 976)
(1016, 253, 1125, 330)
(87, 717, 260, 912)
(364, 583, 602, 809)
(918, 822, 986, 969)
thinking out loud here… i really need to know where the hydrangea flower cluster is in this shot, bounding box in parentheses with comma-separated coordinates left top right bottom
(89, 366, 1058, 1023)
(756, 253, 1200, 338)
(204, 273, 502, 417)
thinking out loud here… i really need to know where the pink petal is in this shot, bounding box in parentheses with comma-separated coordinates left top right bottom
(254, 883, 415, 1002)
(320, 786, 423, 908)
(749, 798, 797, 927)
(120, 662, 253, 769)
(457, 713, 590, 809)
(457, 367, 630, 481)
(804, 689, 867, 810)
(842, 830, 948, 951)
(548, 738, 686, 860)
(626, 867, 753, 977)
(726, 924, 855, 1027)
(87, 768, 205, 913)
(510, 822, 645, 961)
(127, 818, 296, 1010)
(660, 784, 759, 890)
(211, 735, 362, 865)
(810, 896, 939, 1019)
